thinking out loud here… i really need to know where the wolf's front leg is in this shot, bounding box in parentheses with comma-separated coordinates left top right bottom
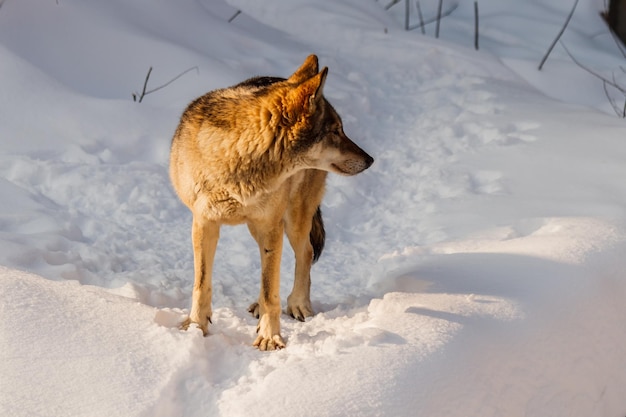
(284, 199, 325, 322)
(182, 217, 220, 336)
(284, 214, 317, 321)
(248, 220, 286, 350)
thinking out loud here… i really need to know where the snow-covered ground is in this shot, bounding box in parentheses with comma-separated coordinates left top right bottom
(1, 0, 626, 416)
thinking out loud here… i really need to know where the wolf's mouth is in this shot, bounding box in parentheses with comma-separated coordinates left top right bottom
(332, 159, 373, 176)
(331, 163, 351, 175)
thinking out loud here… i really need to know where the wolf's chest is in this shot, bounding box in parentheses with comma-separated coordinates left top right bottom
(195, 180, 290, 225)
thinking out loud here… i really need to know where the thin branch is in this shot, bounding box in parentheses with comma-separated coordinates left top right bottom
(435, 0, 443, 38)
(538, 0, 579, 71)
(474, 1, 479, 51)
(603, 79, 623, 117)
(561, 41, 625, 93)
(562, 41, 626, 118)
(408, 3, 457, 32)
(611, 73, 626, 117)
(133, 66, 199, 103)
(144, 66, 199, 96)
(404, 0, 409, 30)
(612, 71, 621, 89)
(228, 10, 241, 23)
(416, 1, 425, 35)
(385, 0, 401, 11)
(133, 66, 153, 103)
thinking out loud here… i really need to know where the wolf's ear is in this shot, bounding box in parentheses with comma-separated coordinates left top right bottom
(288, 55, 319, 84)
(286, 67, 328, 118)
(297, 67, 328, 115)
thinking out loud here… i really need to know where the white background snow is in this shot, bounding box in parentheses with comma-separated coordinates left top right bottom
(1, 0, 626, 416)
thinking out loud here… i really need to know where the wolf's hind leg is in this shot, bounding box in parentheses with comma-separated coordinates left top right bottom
(182, 216, 219, 336)
(247, 302, 261, 319)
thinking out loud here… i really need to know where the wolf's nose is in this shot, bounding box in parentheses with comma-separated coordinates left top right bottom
(364, 153, 374, 170)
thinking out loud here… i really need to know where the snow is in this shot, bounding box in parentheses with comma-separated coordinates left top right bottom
(1, 0, 626, 416)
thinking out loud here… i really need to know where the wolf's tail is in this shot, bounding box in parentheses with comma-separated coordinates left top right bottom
(310, 206, 325, 263)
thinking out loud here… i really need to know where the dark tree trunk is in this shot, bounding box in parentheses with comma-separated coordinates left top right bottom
(608, 0, 626, 46)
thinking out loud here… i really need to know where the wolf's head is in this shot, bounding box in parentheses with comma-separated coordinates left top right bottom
(278, 55, 374, 176)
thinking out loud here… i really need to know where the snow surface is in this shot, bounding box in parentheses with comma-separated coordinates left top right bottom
(1, 0, 626, 416)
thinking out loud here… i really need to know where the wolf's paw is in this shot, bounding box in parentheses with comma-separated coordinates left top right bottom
(247, 302, 260, 319)
(179, 316, 211, 337)
(286, 297, 314, 322)
(253, 312, 284, 351)
(253, 334, 286, 351)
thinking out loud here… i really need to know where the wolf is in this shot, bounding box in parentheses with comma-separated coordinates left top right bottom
(169, 55, 374, 350)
